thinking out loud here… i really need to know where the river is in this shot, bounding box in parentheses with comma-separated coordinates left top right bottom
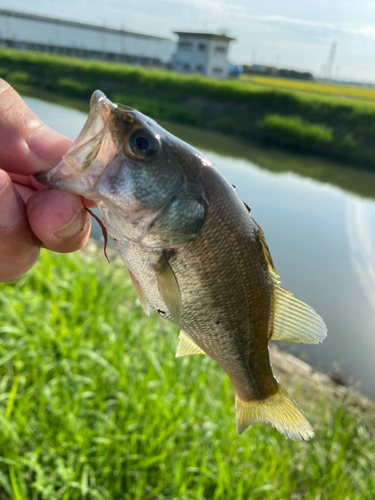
(23, 96, 375, 400)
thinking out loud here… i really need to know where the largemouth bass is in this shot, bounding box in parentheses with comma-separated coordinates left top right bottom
(36, 91, 327, 440)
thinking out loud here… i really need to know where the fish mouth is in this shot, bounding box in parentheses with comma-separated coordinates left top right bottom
(35, 90, 118, 197)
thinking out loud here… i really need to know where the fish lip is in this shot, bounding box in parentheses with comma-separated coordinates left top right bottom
(91, 91, 135, 120)
(34, 167, 63, 186)
(91, 90, 115, 116)
(34, 167, 92, 196)
(34, 170, 49, 183)
(34, 90, 116, 193)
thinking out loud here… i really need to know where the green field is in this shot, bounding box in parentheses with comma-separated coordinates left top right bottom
(241, 75, 375, 102)
(0, 246, 374, 499)
(1, 47, 375, 169)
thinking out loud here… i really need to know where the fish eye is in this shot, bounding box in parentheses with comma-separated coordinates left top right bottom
(127, 129, 160, 160)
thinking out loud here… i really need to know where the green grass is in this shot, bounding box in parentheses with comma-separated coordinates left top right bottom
(1, 47, 375, 168)
(259, 115, 335, 152)
(241, 75, 375, 103)
(0, 247, 375, 499)
(165, 120, 375, 202)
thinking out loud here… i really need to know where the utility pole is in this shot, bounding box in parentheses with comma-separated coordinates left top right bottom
(325, 42, 337, 80)
(251, 49, 257, 66)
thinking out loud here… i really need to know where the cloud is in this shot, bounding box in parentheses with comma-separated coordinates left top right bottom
(251, 15, 338, 31)
(348, 25, 375, 41)
(237, 12, 375, 44)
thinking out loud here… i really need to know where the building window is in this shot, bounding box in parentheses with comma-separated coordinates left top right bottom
(196, 64, 204, 72)
(215, 46, 226, 53)
(183, 63, 191, 71)
(179, 41, 192, 50)
(198, 43, 206, 51)
(213, 67, 223, 74)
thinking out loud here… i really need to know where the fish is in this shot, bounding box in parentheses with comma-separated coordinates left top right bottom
(36, 91, 327, 440)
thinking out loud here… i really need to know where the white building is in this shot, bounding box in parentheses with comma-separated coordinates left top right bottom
(172, 32, 235, 78)
(0, 8, 174, 67)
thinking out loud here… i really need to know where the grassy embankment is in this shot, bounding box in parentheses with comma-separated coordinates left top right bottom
(0, 246, 374, 499)
(241, 74, 375, 102)
(1, 48, 375, 169)
(168, 121, 375, 202)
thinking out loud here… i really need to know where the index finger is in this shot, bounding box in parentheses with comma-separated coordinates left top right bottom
(0, 79, 73, 175)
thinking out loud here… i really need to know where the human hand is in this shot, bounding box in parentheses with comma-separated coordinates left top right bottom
(0, 80, 92, 282)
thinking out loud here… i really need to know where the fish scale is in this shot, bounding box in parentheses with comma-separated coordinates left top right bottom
(175, 219, 271, 383)
(36, 90, 327, 440)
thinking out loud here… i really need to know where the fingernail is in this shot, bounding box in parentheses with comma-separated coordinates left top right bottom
(53, 208, 84, 239)
(29, 125, 73, 167)
(0, 173, 22, 229)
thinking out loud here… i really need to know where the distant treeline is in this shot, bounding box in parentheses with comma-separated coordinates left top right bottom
(1, 48, 375, 169)
(243, 65, 314, 81)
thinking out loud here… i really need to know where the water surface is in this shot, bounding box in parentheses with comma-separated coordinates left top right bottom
(24, 96, 375, 399)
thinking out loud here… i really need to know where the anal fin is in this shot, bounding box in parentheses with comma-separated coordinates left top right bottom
(176, 331, 205, 357)
(235, 383, 314, 441)
(253, 217, 327, 345)
(270, 286, 327, 344)
(154, 253, 182, 326)
(128, 269, 150, 317)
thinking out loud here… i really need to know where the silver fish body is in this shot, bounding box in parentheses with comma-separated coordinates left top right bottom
(37, 91, 327, 440)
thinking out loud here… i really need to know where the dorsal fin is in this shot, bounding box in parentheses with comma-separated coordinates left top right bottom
(243, 200, 252, 213)
(176, 330, 205, 357)
(253, 220, 327, 344)
(253, 220, 279, 281)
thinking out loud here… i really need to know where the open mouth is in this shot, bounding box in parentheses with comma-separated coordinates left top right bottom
(34, 91, 116, 194)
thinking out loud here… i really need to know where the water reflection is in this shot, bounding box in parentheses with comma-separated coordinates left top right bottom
(168, 121, 375, 203)
(346, 199, 375, 318)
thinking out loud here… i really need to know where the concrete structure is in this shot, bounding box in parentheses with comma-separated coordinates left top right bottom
(172, 32, 235, 78)
(0, 8, 174, 67)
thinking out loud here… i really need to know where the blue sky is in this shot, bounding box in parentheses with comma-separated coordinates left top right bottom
(2, 0, 375, 82)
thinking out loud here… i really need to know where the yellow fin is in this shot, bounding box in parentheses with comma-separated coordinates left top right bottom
(270, 286, 327, 344)
(254, 219, 327, 344)
(154, 254, 182, 326)
(235, 384, 314, 441)
(176, 331, 205, 357)
(254, 220, 279, 281)
(128, 269, 150, 317)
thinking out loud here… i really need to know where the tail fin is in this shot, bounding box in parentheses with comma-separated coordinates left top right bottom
(235, 384, 314, 441)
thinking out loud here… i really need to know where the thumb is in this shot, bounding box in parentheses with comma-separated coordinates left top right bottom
(0, 79, 73, 175)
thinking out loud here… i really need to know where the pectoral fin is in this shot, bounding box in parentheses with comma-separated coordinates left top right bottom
(128, 269, 150, 316)
(176, 331, 205, 357)
(154, 254, 182, 326)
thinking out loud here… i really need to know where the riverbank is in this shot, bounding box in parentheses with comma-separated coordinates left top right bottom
(1, 47, 375, 170)
(0, 243, 374, 499)
(17, 91, 375, 204)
